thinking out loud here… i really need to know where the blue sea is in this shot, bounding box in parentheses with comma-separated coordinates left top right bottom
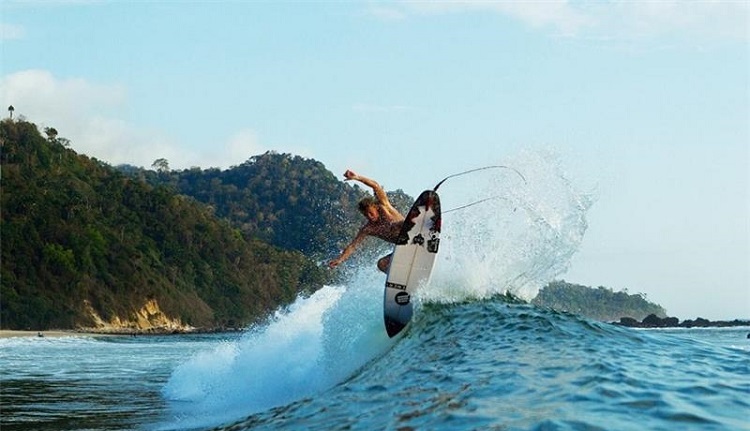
(2, 155, 748, 430)
(1, 294, 748, 431)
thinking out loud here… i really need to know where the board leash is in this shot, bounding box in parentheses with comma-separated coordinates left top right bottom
(443, 195, 508, 214)
(433, 165, 527, 191)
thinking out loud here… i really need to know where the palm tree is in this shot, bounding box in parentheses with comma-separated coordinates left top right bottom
(8, 105, 14, 119)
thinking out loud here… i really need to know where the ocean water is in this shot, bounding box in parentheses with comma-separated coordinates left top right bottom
(2, 152, 748, 430)
(1, 300, 748, 431)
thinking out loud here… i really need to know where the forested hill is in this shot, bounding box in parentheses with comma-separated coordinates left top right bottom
(125, 152, 413, 258)
(0, 119, 330, 330)
(532, 280, 667, 322)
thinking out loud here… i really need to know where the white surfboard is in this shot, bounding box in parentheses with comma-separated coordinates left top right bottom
(384, 190, 441, 337)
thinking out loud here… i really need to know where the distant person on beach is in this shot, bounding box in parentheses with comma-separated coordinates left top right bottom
(329, 170, 405, 273)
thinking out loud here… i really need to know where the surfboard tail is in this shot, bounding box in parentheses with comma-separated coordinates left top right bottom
(385, 316, 407, 338)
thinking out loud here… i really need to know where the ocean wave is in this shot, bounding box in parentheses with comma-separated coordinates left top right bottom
(216, 298, 750, 431)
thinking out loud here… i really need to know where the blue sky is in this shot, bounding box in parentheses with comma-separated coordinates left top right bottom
(2, 1, 748, 320)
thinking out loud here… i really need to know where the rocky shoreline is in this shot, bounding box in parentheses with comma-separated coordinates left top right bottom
(614, 314, 750, 329)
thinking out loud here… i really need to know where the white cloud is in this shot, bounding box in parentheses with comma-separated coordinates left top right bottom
(494, 1, 592, 36)
(365, 5, 407, 22)
(371, 0, 749, 41)
(0, 23, 25, 40)
(456, 0, 591, 37)
(596, 1, 750, 41)
(0, 70, 266, 170)
(0, 69, 154, 166)
(196, 129, 266, 169)
(2, 69, 127, 119)
(374, 0, 592, 36)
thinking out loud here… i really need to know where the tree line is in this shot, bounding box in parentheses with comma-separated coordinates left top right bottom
(532, 280, 667, 322)
(125, 152, 413, 259)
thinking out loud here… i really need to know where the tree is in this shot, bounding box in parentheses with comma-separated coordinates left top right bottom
(152, 158, 170, 173)
(44, 127, 58, 142)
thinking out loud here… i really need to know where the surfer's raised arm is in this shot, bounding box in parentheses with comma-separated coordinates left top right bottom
(343, 170, 390, 205)
(330, 169, 405, 273)
(343, 170, 401, 221)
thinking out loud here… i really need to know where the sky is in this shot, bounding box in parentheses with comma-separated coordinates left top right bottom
(1, 1, 748, 320)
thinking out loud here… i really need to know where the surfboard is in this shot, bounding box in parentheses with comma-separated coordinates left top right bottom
(384, 190, 441, 337)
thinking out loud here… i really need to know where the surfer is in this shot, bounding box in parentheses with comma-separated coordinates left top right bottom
(328, 170, 404, 273)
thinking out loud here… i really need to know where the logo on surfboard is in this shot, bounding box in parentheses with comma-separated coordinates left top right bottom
(394, 292, 410, 305)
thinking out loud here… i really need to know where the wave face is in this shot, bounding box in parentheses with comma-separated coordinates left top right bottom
(160, 151, 603, 429)
(161, 297, 750, 431)
(215, 301, 750, 431)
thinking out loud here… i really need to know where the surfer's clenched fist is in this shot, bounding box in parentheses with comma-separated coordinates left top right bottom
(343, 169, 358, 181)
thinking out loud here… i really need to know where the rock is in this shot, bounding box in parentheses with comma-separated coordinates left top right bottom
(641, 314, 664, 327)
(681, 317, 711, 328)
(614, 315, 750, 329)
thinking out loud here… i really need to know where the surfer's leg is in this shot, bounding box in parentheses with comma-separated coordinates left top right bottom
(377, 253, 392, 273)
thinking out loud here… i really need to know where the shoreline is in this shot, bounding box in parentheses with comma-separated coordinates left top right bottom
(0, 330, 107, 339)
(1, 327, 246, 339)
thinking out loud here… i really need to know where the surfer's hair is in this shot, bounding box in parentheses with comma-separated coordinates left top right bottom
(358, 197, 378, 214)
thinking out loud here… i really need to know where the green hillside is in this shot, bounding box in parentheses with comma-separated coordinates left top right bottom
(129, 152, 413, 258)
(0, 119, 328, 330)
(533, 280, 667, 322)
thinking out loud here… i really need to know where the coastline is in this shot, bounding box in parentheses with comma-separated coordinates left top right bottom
(0, 330, 103, 339)
(1, 327, 245, 339)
